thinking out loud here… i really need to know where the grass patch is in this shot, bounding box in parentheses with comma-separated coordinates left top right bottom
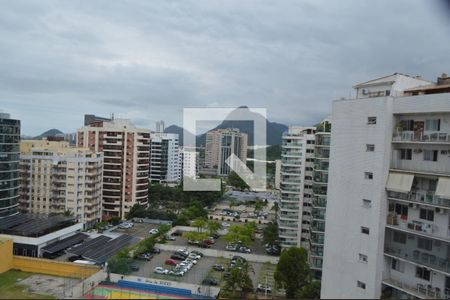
(0, 270, 55, 299)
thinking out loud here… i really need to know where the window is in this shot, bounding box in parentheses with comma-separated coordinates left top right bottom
(400, 149, 412, 160)
(424, 150, 438, 162)
(393, 231, 407, 244)
(416, 267, 431, 281)
(357, 281, 366, 289)
(358, 253, 368, 263)
(425, 119, 440, 131)
(362, 199, 372, 208)
(364, 172, 373, 180)
(419, 209, 434, 221)
(418, 237, 432, 251)
(361, 227, 370, 235)
(391, 259, 404, 272)
(366, 144, 375, 152)
(367, 117, 377, 125)
(395, 203, 408, 217)
(386, 90, 391, 96)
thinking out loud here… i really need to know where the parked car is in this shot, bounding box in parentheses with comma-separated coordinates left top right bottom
(149, 228, 159, 234)
(231, 256, 246, 263)
(191, 250, 204, 257)
(188, 239, 200, 245)
(170, 254, 186, 260)
(154, 267, 169, 275)
(165, 259, 177, 266)
(239, 246, 251, 253)
(151, 247, 161, 254)
(257, 284, 272, 293)
(212, 264, 225, 272)
(165, 235, 176, 241)
(129, 265, 140, 272)
(137, 253, 152, 261)
(188, 253, 201, 260)
(202, 238, 215, 245)
(226, 244, 238, 251)
(177, 248, 189, 256)
(223, 271, 231, 278)
(210, 233, 220, 239)
(202, 278, 218, 286)
(199, 242, 211, 248)
(185, 257, 198, 264)
(119, 222, 133, 229)
(221, 222, 231, 227)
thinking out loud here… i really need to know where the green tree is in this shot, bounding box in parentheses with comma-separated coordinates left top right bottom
(206, 220, 221, 236)
(108, 255, 130, 274)
(263, 223, 279, 245)
(223, 260, 254, 298)
(274, 247, 310, 299)
(126, 203, 147, 219)
(191, 217, 207, 232)
(228, 171, 249, 190)
(297, 280, 321, 299)
(225, 223, 255, 247)
(183, 231, 208, 242)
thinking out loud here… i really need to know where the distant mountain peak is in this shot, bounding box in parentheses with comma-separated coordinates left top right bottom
(33, 129, 64, 140)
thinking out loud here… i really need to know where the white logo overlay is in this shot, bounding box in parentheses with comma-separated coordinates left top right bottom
(183, 107, 267, 192)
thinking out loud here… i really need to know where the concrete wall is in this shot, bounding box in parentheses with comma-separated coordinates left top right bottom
(0, 238, 13, 273)
(12, 256, 100, 278)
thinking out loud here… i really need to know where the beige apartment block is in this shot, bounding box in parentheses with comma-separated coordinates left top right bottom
(19, 140, 103, 229)
(204, 128, 248, 176)
(77, 119, 150, 219)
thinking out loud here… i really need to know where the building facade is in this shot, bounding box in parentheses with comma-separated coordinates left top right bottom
(149, 132, 181, 184)
(0, 113, 20, 218)
(77, 119, 150, 219)
(321, 73, 450, 299)
(181, 146, 199, 180)
(204, 128, 248, 176)
(19, 140, 103, 228)
(277, 126, 316, 248)
(310, 118, 331, 278)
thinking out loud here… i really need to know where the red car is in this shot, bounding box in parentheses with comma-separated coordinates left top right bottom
(203, 239, 215, 245)
(165, 259, 177, 266)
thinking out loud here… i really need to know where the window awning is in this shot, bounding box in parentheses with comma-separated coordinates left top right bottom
(435, 177, 450, 199)
(386, 172, 414, 193)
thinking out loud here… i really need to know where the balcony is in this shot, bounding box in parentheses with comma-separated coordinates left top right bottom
(310, 232, 324, 245)
(312, 196, 327, 208)
(311, 220, 325, 232)
(384, 242, 450, 274)
(387, 190, 450, 208)
(393, 130, 450, 144)
(314, 161, 329, 171)
(282, 159, 302, 166)
(382, 277, 447, 299)
(391, 156, 450, 175)
(386, 213, 449, 241)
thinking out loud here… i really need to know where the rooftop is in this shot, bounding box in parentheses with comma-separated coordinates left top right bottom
(0, 214, 76, 238)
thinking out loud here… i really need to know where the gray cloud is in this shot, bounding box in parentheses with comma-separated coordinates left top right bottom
(1, 0, 449, 135)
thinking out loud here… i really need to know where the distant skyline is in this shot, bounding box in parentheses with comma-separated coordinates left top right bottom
(1, 0, 450, 135)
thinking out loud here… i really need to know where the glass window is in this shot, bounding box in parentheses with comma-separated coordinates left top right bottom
(367, 117, 377, 125)
(364, 172, 373, 180)
(418, 237, 432, 251)
(425, 119, 440, 131)
(419, 209, 434, 221)
(393, 231, 407, 244)
(416, 267, 431, 281)
(423, 150, 438, 162)
(366, 144, 375, 152)
(400, 149, 412, 160)
(357, 281, 366, 289)
(361, 227, 370, 235)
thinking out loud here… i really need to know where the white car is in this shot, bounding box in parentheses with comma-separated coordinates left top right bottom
(188, 253, 201, 260)
(221, 222, 231, 227)
(177, 248, 189, 256)
(185, 258, 198, 264)
(149, 229, 159, 235)
(154, 267, 168, 274)
(119, 222, 133, 229)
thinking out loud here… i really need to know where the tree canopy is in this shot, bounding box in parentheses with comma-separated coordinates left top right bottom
(274, 247, 310, 299)
(262, 222, 279, 245)
(223, 260, 254, 298)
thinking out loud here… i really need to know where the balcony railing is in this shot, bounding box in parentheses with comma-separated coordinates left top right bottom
(393, 130, 450, 143)
(391, 157, 450, 175)
(384, 244, 450, 274)
(386, 213, 448, 241)
(382, 277, 446, 299)
(387, 191, 450, 208)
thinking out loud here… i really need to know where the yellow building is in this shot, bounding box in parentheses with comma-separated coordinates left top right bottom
(0, 237, 13, 273)
(19, 140, 103, 229)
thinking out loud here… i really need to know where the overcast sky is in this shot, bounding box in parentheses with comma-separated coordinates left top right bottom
(1, 0, 450, 136)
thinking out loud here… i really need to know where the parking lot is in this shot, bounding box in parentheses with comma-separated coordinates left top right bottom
(113, 222, 159, 238)
(127, 249, 276, 294)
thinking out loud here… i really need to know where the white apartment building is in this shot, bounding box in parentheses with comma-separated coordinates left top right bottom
(149, 132, 181, 184)
(19, 140, 103, 229)
(321, 73, 450, 299)
(278, 126, 316, 248)
(181, 146, 199, 179)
